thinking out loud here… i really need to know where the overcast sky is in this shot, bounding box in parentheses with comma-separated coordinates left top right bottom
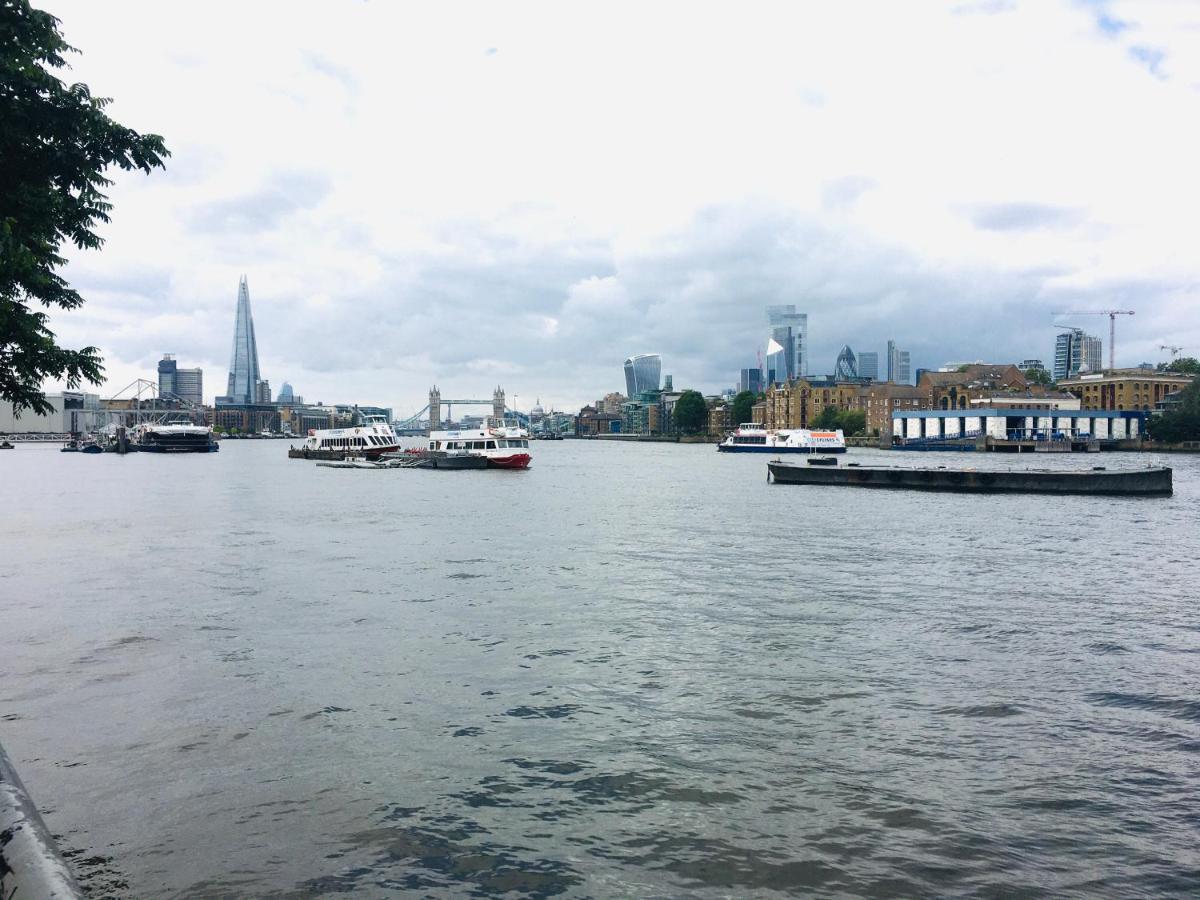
(40, 0, 1200, 415)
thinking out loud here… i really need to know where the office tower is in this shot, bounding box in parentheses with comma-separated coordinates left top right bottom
(887, 340, 912, 384)
(173, 367, 203, 406)
(834, 345, 858, 381)
(765, 305, 808, 384)
(158, 354, 202, 405)
(858, 352, 879, 381)
(1053, 329, 1102, 381)
(158, 355, 177, 399)
(277, 382, 296, 404)
(624, 354, 662, 396)
(225, 275, 263, 404)
(739, 368, 763, 395)
(255, 379, 271, 404)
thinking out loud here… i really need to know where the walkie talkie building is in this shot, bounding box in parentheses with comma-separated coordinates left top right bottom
(623, 354, 662, 397)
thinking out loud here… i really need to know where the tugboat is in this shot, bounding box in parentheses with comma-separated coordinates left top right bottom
(717, 423, 846, 454)
(425, 417, 532, 469)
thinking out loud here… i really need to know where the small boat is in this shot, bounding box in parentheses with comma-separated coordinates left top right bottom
(718, 423, 846, 454)
(0, 440, 14, 450)
(768, 461, 1172, 496)
(80, 441, 104, 454)
(61, 439, 81, 452)
(317, 456, 385, 469)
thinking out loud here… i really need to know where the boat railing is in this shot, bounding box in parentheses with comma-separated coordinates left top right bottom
(1, 741, 83, 898)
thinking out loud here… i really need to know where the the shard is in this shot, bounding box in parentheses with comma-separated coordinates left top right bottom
(225, 275, 262, 404)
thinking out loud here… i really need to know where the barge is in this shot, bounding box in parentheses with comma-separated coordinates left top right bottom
(767, 461, 1172, 495)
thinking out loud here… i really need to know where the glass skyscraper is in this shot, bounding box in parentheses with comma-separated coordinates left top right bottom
(887, 340, 912, 384)
(1054, 328, 1102, 381)
(624, 354, 662, 397)
(765, 305, 807, 384)
(858, 351, 879, 381)
(834, 345, 858, 381)
(225, 275, 262, 404)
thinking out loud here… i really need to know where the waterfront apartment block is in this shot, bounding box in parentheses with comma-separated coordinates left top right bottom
(863, 383, 926, 436)
(1057, 369, 1194, 411)
(760, 379, 864, 431)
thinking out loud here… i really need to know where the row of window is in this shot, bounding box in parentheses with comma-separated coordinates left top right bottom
(432, 439, 531, 450)
(320, 434, 390, 448)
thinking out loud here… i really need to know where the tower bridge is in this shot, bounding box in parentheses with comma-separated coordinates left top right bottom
(393, 386, 529, 433)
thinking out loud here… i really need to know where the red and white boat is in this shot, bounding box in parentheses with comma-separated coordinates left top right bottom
(425, 418, 532, 469)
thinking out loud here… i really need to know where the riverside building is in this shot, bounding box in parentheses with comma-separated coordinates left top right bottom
(1058, 369, 1194, 411)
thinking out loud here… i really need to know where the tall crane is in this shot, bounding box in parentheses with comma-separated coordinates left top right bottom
(1160, 344, 1187, 360)
(1052, 309, 1135, 370)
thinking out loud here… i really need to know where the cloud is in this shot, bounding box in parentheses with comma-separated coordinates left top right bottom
(34, 0, 1200, 412)
(965, 203, 1085, 232)
(185, 171, 333, 235)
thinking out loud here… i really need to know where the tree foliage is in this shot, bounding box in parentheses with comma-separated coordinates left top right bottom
(1161, 357, 1200, 375)
(1024, 367, 1053, 386)
(812, 406, 866, 436)
(1146, 377, 1200, 443)
(672, 389, 707, 434)
(730, 390, 756, 425)
(1, 1, 168, 415)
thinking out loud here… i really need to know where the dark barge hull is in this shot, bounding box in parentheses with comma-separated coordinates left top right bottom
(767, 462, 1172, 496)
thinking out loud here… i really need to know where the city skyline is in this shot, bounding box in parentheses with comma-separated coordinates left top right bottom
(33, 0, 1199, 416)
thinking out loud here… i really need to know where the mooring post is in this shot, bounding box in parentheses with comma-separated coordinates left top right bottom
(0, 741, 83, 898)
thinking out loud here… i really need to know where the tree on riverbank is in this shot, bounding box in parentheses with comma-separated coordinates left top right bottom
(672, 390, 707, 434)
(1147, 377, 1200, 442)
(729, 390, 756, 425)
(812, 406, 866, 436)
(1, 1, 168, 415)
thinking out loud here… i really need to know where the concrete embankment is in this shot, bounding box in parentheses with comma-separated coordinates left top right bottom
(0, 742, 82, 898)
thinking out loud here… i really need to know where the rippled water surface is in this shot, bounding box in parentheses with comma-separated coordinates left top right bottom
(2, 441, 1199, 897)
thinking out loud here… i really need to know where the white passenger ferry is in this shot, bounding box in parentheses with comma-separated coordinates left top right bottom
(300, 415, 402, 458)
(717, 423, 846, 454)
(426, 418, 532, 469)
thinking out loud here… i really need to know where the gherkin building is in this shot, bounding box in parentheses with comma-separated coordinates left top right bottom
(834, 345, 858, 381)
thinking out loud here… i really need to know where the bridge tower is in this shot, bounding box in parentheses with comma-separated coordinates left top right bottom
(429, 386, 441, 432)
(493, 386, 505, 420)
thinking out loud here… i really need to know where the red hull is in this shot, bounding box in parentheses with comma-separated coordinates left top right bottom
(487, 453, 531, 469)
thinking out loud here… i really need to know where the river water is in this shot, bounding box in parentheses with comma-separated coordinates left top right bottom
(2, 440, 1198, 897)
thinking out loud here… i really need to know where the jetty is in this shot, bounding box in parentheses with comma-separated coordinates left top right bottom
(767, 461, 1172, 495)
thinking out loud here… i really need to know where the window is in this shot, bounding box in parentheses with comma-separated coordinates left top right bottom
(486, 441, 497, 449)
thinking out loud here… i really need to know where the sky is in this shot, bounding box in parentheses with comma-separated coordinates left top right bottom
(38, 0, 1200, 416)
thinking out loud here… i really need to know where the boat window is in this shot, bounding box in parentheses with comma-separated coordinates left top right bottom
(486, 441, 497, 449)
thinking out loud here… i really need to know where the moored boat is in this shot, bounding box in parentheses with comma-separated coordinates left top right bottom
(718, 423, 846, 454)
(425, 418, 532, 469)
(295, 415, 401, 459)
(767, 461, 1172, 495)
(129, 423, 218, 453)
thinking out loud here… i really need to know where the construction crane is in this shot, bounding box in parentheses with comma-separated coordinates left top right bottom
(1052, 309, 1135, 370)
(1160, 344, 1188, 360)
